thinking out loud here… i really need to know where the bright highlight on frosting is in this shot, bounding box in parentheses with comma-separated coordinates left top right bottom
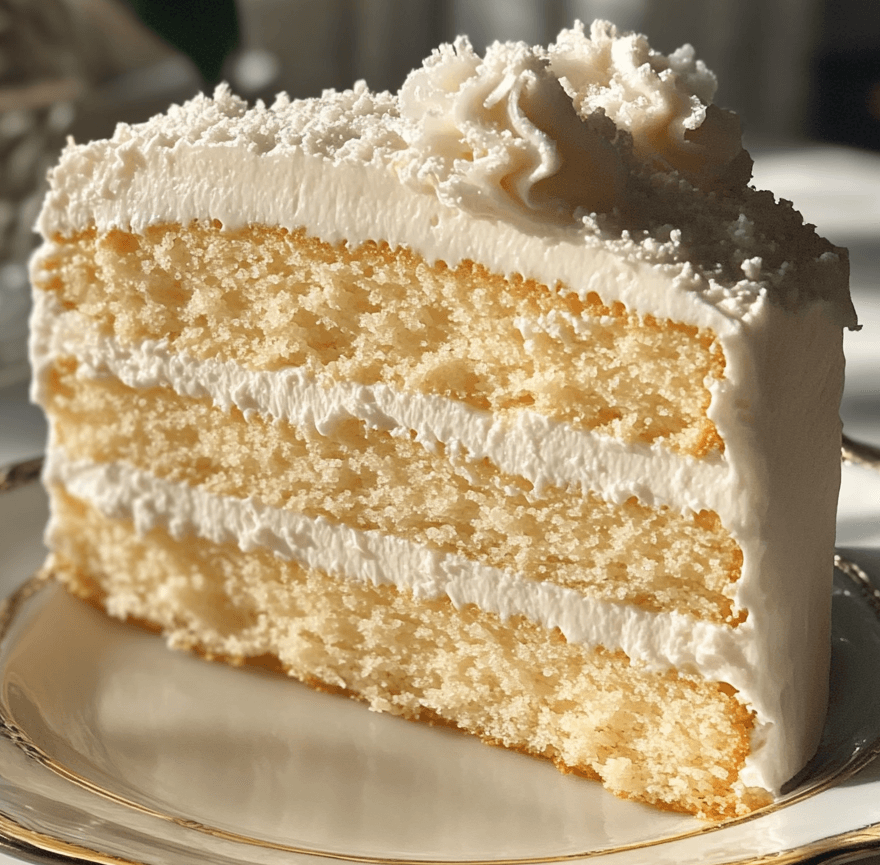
(395, 20, 752, 223)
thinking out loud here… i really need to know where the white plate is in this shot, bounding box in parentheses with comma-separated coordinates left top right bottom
(1, 465, 880, 864)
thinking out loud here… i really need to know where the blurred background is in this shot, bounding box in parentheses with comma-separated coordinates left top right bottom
(1, 0, 879, 485)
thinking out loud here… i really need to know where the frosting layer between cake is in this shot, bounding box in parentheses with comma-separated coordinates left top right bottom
(45, 449, 750, 679)
(31, 291, 729, 514)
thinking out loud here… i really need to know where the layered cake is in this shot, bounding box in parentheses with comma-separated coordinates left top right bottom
(29, 21, 855, 818)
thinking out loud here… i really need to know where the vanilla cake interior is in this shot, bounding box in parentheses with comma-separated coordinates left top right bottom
(30, 22, 856, 819)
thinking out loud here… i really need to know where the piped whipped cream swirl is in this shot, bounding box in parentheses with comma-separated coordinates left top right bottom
(549, 21, 752, 192)
(396, 36, 629, 221)
(394, 20, 751, 223)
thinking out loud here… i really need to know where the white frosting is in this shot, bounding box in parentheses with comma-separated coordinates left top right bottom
(393, 21, 751, 223)
(30, 20, 856, 800)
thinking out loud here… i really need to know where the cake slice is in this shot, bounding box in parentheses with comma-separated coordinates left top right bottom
(29, 21, 856, 818)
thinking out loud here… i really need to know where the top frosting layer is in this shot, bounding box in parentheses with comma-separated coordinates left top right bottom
(37, 20, 856, 329)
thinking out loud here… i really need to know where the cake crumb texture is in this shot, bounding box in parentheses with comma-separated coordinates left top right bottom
(47, 486, 770, 820)
(47, 362, 744, 623)
(37, 222, 726, 457)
